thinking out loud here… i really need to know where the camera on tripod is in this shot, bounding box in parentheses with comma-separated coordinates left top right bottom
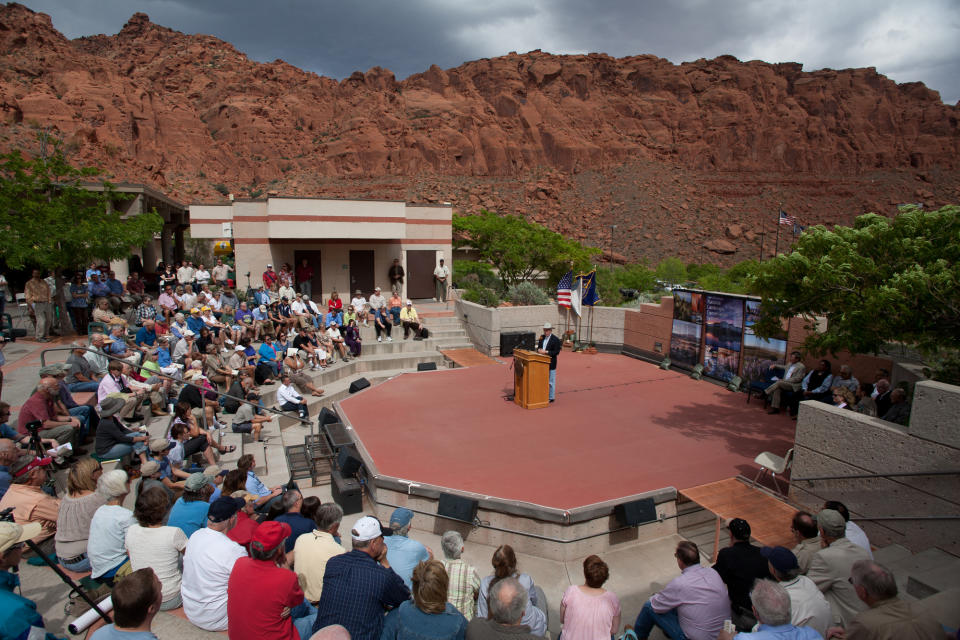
(0, 506, 15, 522)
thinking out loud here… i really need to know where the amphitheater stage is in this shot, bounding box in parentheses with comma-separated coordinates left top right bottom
(336, 352, 795, 559)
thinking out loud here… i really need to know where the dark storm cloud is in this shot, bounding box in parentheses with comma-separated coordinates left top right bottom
(20, 0, 960, 103)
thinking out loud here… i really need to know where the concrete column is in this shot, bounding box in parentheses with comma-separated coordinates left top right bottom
(161, 225, 173, 265)
(174, 226, 185, 264)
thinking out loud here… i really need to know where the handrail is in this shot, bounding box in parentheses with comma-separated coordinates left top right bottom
(38, 344, 312, 432)
(792, 470, 960, 482)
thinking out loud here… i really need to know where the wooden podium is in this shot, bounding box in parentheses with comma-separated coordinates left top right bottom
(513, 349, 551, 409)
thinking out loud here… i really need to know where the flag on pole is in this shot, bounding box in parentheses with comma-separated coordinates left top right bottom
(571, 276, 582, 317)
(792, 222, 805, 236)
(778, 210, 796, 226)
(556, 271, 573, 308)
(579, 271, 599, 306)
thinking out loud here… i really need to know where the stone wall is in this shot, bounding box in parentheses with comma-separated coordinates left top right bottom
(788, 380, 960, 556)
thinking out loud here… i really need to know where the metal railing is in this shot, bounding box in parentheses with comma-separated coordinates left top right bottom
(792, 470, 960, 482)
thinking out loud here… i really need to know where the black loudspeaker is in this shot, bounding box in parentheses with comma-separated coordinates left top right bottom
(417, 362, 437, 371)
(317, 406, 339, 426)
(615, 498, 657, 526)
(437, 493, 479, 523)
(337, 445, 362, 476)
(499, 331, 535, 356)
(330, 468, 363, 515)
(349, 378, 371, 394)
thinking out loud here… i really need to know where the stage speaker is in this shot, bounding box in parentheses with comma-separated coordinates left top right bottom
(615, 498, 657, 526)
(437, 493, 479, 523)
(330, 468, 363, 515)
(417, 362, 437, 371)
(500, 331, 535, 356)
(317, 406, 340, 427)
(349, 377, 371, 394)
(337, 444, 362, 476)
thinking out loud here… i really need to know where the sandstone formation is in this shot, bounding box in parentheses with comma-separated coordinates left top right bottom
(0, 4, 958, 264)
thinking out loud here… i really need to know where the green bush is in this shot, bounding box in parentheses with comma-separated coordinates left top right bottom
(453, 260, 500, 290)
(213, 183, 229, 196)
(461, 283, 501, 307)
(506, 281, 551, 306)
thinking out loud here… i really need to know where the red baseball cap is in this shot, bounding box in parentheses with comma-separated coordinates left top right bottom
(251, 520, 291, 553)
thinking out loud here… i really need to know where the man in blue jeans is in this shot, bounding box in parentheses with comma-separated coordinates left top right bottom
(631, 540, 730, 640)
(536, 322, 562, 403)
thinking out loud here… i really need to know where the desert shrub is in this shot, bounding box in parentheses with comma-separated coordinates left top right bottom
(461, 283, 501, 307)
(506, 281, 550, 306)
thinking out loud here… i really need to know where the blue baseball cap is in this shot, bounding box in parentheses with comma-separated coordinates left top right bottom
(389, 507, 414, 528)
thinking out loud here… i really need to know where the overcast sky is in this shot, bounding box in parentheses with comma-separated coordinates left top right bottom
(21, 0, 960, 104)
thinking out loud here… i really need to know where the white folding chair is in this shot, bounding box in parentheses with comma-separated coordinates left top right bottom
(14, 292, 30, 326)
(753, 447, 794, 494)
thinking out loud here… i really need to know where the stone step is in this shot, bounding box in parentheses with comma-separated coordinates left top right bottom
(883, 547, 960, 599)
(873, 543, 913, 566)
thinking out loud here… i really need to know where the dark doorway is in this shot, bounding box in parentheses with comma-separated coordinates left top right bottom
(294, 250, 323, 302)
(349, 250, 375, 296)
(406, 250, 436, 299)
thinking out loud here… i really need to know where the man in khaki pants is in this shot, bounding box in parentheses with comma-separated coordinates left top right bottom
(24, 269, 53, 342)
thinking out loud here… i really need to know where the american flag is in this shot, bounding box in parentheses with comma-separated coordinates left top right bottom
(556, 271, 573, 308)
(779, 210, 796, 226)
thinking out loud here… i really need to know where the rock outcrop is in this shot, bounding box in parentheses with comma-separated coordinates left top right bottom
(0, 4, 958, 263)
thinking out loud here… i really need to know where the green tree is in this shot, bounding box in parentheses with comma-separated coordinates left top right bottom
(0, 144, 163, 335)
(655, 257, 687, 285)
(750, 206, 960, 382)
(453, 210, 598, 289)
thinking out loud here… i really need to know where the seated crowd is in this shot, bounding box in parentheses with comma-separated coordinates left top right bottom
(763, 355, 911, 425)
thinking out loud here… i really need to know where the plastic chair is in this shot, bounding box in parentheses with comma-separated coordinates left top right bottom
(753, 447, 794, 494)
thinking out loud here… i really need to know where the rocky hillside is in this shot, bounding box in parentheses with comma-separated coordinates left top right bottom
(1, 3, 958, 263)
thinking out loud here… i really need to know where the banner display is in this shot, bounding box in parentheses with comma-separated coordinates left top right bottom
(742, 300, 788, 385)
(702, 294, 744, 381)
(669, 291, 704, 369)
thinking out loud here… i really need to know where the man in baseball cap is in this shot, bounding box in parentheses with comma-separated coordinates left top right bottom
(808, 509, 871, 626)
(0, 520, 54, 639)
(760, 546, 832, 636)
(228, 520, 316, 639)
(313, 515, 409, 638)
(383, 507, 430, 589)
(181, 496, 247, 632)
(714, 517, 772, 629)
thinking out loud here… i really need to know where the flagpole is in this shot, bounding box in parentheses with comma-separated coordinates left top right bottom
(774, 202, 782, 257)
(759, 221, 765, 263)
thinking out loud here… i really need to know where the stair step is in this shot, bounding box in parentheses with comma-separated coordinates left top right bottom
(873, 544, 913, 566)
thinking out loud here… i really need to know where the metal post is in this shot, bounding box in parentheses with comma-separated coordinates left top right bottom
(774, 203, 782, 257)
(609, 224, 617, 267)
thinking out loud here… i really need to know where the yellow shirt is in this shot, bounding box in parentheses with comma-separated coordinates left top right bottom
(400, 307, 418, 322)
(292, 529, 346, 603)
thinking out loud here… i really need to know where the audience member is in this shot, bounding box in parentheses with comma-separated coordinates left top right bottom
(881, 388, 911, 425)
(89, 568, 164, 639)
(717, 579, 820, 640)
(761, 546, 832, 637)
(24, 269, 53, 342)
(826, 559, 943, 640)
(873, 380, 892, 417)
(273, 489, 315, 551)
(384, 507, 432, 589)
(238, 453, 283, 512)
(0, 439, 15, 500)
(765, 351, 806, 415)
(477, 544, 546, 636)
(293, 502, 346, 604)
(853, 382, 877, 417)
(560, 554, 621, 640)
(631, 540, 730, 640)
(0, 520, 56, 639)
(807, 509, 870, 626)
(713, 518, 772, 629)
(182, 496, 248, 632)
(54, 457, 106, 572)
(0, 466, 60, 544)
(466, 577, 541, 640)
(167, 473, 214, 538)
(94, 397, 149, 462)
(400, 300, 423, 339)
(228, 520, 316, 640)
(226, 490, 260, 547)
(126, 486, 188, 611)
(87, 470, 135, 584)
(313, 515, 411, 640)
(381, 559, 468, 640)
(833, 365, 859, 394)
(18, 377, 80, 446)
(232, 390, 271, 441)
(278, 374, 310, 420)
(64, 342, 101, 392)
(822, 501, 873, 558)
(441, 530, 481, 620)
(790, 511, 821, 574)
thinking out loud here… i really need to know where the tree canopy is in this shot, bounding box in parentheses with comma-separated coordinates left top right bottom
(453, 209, 598, 288)
(750, 206, 959, 375)
(0, 144, 162, 272)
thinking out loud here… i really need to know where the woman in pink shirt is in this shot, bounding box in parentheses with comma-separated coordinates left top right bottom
(560, 555, 621, 640)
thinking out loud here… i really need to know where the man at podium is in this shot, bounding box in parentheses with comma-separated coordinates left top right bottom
(536, 322, 562, 403)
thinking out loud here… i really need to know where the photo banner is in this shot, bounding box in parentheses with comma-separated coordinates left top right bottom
(742, 300, 788, 385)
(669, 290, 704, 370)
(703, 294, 744, 381)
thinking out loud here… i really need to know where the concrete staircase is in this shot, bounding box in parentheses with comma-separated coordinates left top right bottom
(141, 311, 474, 488)
(872, 543, 960, 629)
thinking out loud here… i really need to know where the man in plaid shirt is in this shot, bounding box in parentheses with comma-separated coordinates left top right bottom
(441, 530, 482, 619)
(313, 515, 409, 640)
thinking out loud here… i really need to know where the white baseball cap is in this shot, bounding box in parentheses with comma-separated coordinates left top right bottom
(351, 515, 392, 542)
(0, 521, 42, 554)
(405, 299, 412, 305)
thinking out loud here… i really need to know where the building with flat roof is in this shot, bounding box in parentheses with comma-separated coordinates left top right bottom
(189, 196, 452, 300)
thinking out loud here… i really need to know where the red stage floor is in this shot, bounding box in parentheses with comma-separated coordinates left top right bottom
(340, 354, 795, 511)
